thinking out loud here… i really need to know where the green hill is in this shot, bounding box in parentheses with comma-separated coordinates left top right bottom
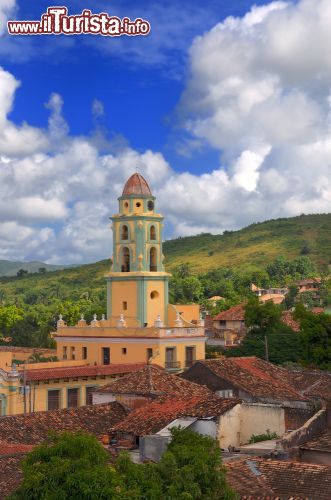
(0, 260, 71, 277)
(163, 213, 331, 273)
(0, 214, 329, 305)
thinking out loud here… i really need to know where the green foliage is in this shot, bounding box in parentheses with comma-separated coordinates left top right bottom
(248, 430, 279, 444)
(227, 298, 304, 365)
(11, 429, 236, 500)
(294, 305, 331, 370)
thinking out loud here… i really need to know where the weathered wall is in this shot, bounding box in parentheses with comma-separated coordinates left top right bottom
(218, 403, 285, 448)
(299, 449, 331, 466)
(190, 419, 217, 439)
(285, 407, 316, 431)
(140, 435, 170, 462)
(280, 409, 327, 451)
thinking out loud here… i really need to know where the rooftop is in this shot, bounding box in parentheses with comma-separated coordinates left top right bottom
(19, 362, 149, 382)
(281, 310, 300, 332)
(300, 428, 331, 453)
(96, 365, 211, 399)
(193, 357, 307, 402)
(0, 402, 127, 445)
(112, 396, 240, 436)
(213, 304, 245, 321)
(0, 456, 24, 498)
(122, 173, 152, 196)
(284, 368, 331, 401)
(226, 458, 331, 499)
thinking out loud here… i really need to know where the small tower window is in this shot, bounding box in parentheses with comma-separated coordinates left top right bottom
(148, 200, 154, 211)
(136, 202, 141, 208)
(121, 225, 128, 240)
(150, 247, 157, 271)
(121, 247, 130, 272)
(150, 290, 159, 299)
(150, 225, 156, 240)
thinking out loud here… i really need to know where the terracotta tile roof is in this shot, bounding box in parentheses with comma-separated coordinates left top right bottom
(281, 311, 300, 332)
(197, 357, 306, 402)
(259, 294, 284, 304)
(226, 458, 331, 499)
(284, 368, 331, 401)
(300, 428, 331, 453)
(312, 307, 325, 314)
(0, 403, 127, 445)
(213, 304, 245, 321)
(122, 173, 152, 196)
(20, 362, 149, 382)
(0, 456, 24, 498)
(112, 396, 240, 436)
(96, 365, 212, 398)
(0, 442, 34, 456)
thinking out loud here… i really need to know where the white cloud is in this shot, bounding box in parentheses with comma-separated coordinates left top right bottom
(0, 0, 16, 35)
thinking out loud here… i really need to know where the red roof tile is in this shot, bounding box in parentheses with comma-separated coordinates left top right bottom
(0, 403, 127, 445)
(196, 357, 306, 402)
(112, 396, 240, 436)
(213, 304, 245, 321)
(284, 368, 331, 401)
(0, 442, 34, 456)
(281, 311, 300, 332)
(226, 458, 331, 499)
(122, 173, 152, 196)
(0, 456, 24, 498)
(20, 363, 148, 381)
(97, 365, 212, 398)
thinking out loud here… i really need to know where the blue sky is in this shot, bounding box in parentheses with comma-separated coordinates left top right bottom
(3, 0, 269, 173)
(0, 0, 330, 264)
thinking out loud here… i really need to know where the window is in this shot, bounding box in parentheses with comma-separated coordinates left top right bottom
(216, 389, 233, 398)
(136, 202, 141, 207)
(146, 348, 153, 362)
(82, 346, 87, 360)
(86, 386, 97, 405)
(70, 346, 75, 360)
(150, 290, 159, 299)
(150, 247, 157, 271)
(150, 225, 156, 240)
(48, 389, 60, 410)
(67, 388, 79, 408)
(102, 347, 110, 365)
(148, 200, 154, 211)
(185, 347, 196, 368)
(165, 347, 179, 369)
(121, 247, 130, 272)
(122, 301, 128, 310)
(121, 225, 128, 240)
(122, 347, 127, 355)
(62, 346, 67, 360)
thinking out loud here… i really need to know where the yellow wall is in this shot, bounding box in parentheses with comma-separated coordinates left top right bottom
(168, 304, 200, 326)
(0, 373, 127, 416)
(110, 280, 138, 324)
(56, 336, 205, 370)
(146, 280, 167, 326)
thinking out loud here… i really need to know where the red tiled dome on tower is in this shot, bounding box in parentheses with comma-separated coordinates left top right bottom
(122, 173, 152, 196)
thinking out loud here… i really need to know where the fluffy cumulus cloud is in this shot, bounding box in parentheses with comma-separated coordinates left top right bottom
(0, 66, 172, 263)
(178, 0, 331, 226)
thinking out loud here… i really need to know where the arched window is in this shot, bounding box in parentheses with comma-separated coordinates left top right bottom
(121, 225, 128, 240)
(150, 247, 157, 272)
(150, 225, 156, 240)
(121, 247, 130, 272)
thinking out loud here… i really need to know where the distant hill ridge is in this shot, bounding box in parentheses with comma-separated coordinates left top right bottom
(0, 214, 329, 284)
(0, 260, 71, 277)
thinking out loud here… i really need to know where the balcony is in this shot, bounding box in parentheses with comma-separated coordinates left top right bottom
(165, 361, 181, 370)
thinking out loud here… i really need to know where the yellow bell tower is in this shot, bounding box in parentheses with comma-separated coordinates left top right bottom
(106, 173, 171, 327)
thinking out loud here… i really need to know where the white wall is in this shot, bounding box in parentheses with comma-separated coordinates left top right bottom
(218, 403, 285, 448)
(92, 393, 115, 405)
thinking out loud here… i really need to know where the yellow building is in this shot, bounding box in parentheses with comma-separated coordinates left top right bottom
(0, 173, 206, 415)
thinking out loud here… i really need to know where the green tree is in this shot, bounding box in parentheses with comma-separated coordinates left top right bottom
(10, 432, 122, 500)
(12, 429, 236, 500)
(16, 269, 29, 278)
